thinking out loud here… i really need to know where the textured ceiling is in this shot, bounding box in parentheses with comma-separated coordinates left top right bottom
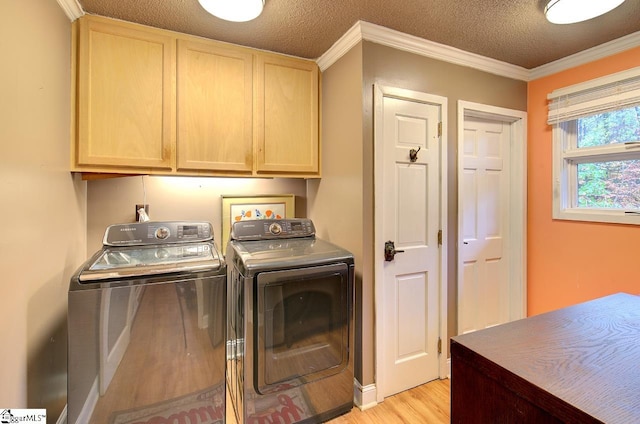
(77, 0, 640, 69)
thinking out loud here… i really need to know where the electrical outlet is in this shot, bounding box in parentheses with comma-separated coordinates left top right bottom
(135, 204, 150, 222)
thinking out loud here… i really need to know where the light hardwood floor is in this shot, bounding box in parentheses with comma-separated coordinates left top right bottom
(226, 379, 450, 424)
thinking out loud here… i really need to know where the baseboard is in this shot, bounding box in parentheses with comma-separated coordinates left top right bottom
(56, 404, 67, 424)
(73, 377, 99, 424)
(353, 379, 378, 411)
(448, 358, 451, 379)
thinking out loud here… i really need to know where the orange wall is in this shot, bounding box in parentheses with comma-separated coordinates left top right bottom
(527, 47, 640, 316)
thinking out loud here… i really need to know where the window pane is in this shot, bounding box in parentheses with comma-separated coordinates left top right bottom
(577, 106, 640, 148)
(577, 160, 640, 209)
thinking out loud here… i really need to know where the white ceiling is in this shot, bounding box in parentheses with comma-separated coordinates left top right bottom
(74, 0, 640, 71)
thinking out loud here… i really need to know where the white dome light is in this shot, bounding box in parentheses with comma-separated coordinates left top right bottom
(198, 0, 265, 23)
(544, 0, 626, 24)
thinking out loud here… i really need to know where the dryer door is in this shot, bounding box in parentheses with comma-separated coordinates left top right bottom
(255, 263, 350, 394)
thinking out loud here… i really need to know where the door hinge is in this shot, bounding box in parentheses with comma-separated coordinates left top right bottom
(437, 122, 442, 137)
(437, 230, 442, 246)
(437, 337, 442, 355)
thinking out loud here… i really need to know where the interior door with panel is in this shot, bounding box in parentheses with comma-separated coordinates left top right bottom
(459, 117, 511, 333)
(457, 102, 527, 335)
(377, 90, 443, 399)
(177, 39, 254, 173)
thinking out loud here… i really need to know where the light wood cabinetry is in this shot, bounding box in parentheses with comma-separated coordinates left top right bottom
(176, 39, 253, 173)
(72, 15, 320, 178)
(75, 16, 175, 171)
(255, 54, 319, 174)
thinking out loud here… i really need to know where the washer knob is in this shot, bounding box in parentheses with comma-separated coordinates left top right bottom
(155, 227, 170, 240)
(268, 222, 282, 235)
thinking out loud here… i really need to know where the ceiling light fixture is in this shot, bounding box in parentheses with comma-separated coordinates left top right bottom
(198, 0, 265, 22)
(544, 0, 626, 24)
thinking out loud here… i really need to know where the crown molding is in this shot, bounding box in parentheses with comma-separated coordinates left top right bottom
(529, 30, 640, 80)
(317, 21, 529, 81)
(56, 0, 84, 21)
(316, 22, 364, 72)
(359, 21, 530, 81)
(317, 21, 640, 83)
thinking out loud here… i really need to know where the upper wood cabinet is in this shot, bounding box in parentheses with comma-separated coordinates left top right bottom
(255, 54, 319, 174)
(176, 39, 253, 173)
(72, 16, 320, 178)
(75, 16, 176, 171)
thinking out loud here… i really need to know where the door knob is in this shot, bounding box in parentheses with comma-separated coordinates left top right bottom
(409, 146, 421, 162)
(384, 240, 404, 261)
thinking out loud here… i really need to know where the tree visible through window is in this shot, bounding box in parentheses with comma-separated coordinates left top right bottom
(576, 107, 640, 209)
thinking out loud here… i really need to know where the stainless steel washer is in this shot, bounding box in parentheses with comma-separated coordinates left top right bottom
(68, 221, 226, 424)
(226, 218, 354, 424)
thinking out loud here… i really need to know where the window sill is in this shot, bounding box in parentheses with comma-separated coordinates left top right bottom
(552, 208, 640, 226)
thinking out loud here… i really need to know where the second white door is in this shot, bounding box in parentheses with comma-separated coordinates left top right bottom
(459, 115, 511, 333)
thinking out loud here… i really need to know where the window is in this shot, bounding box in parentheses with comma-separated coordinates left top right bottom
(549, 67, 640, 225)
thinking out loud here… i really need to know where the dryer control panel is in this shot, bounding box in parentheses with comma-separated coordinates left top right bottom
(231, 218, 315, 241)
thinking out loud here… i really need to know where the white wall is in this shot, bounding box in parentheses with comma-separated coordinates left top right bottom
(0, 0, 86, 420)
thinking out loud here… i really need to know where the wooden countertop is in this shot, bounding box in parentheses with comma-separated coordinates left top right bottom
(451, 292, 640, 423)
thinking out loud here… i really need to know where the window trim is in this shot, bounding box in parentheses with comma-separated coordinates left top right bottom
(552, 120, 640, 225)
(549, 67, 640, 225)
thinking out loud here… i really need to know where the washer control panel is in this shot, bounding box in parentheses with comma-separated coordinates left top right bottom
(103, 221, 213, 246)
(231, 218, 315, 241)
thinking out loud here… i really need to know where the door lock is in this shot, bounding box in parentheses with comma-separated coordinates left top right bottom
(384, 240, 404, 261)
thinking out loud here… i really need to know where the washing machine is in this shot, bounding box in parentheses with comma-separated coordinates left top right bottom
(68, 221, 226, 424)
(225, 218, 355, 424)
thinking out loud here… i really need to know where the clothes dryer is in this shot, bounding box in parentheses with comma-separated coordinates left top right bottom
(226, 218, 354, 424)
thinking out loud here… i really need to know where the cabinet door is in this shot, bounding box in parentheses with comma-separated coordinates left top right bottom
(177, 40, 253, 173)
(76, 17, 175, 170)
(255, 55, 319, 174)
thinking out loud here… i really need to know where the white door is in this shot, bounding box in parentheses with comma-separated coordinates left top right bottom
(459, 117, 510, 333)
(457, 102, 527, 335)
(377, 91, 442, 398)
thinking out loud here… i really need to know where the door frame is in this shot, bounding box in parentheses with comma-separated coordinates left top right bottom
(457, 100, 527, 328)
(373, 85, 448, 403)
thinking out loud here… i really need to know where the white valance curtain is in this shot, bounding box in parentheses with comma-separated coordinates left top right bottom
(547, 66, 640, 125)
